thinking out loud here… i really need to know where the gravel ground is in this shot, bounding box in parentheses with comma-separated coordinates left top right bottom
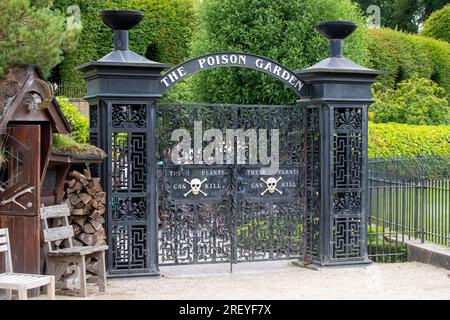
(55, 260, 450, 300)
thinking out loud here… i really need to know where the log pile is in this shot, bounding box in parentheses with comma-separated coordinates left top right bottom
(65, 169, 107, 247)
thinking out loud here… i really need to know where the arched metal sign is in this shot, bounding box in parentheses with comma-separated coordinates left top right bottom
(159, 52, 304, 97)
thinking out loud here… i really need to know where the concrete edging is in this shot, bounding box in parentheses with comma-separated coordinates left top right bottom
(406, 240, 450, 270)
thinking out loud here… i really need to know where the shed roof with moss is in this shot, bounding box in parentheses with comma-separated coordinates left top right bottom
(0, 65, 105, 162)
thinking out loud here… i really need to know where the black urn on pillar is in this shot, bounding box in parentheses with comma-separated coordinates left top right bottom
(77, 10, 170, 277)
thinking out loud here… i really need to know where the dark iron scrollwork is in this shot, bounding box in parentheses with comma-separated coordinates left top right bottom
(334, 108, 362, 129)
(112, 104, 147, 128)
(330, 105, 365, 260)
(111, 225, 147, 271)
(89, 105, 98, 128)
(157, 103, 306, 265)
(112, 197, 146, 221)
(333, 192, 361, 214)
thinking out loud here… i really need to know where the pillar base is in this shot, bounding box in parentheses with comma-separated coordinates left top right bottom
(107, 270, 160, 278)
(314, 258, 372, 268)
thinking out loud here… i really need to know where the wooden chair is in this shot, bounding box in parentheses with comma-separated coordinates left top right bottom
(40, 203, 108, 297)
(0, 228, 55, 300)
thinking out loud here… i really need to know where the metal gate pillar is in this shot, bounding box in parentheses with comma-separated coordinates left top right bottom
(77, 10, 169, 276)
(296, 21, 380, 266)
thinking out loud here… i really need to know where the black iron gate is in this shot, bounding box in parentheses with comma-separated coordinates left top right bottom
(157, 103, 306, 265)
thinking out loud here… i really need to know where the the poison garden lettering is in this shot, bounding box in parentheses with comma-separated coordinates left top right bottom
(160, 53, 303, 95)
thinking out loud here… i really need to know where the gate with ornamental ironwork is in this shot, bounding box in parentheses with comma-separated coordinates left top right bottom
(157, 103, 307, 266)
(79, 11, 378, 276)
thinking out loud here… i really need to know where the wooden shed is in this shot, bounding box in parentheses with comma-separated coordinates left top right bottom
(0, 65, 103, 275)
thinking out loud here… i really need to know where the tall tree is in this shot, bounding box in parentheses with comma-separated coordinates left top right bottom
(0, 0, 78, 77)
(421, 4, 450, 42)
(354, 0, 448, 33)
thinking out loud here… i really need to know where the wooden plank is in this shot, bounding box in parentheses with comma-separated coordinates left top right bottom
(47, 276, 55, 300)
(47, 245, 108, 257)
(55, 165, 71, 204)
(14, 214, 26, 273)
(79, 257, 87, 297)
(0, 244, 8, 252)
(42, 226, 74, 243)
(0, 229, 6, 235)
(40, 123, 52, 186)
(40, 203, 71, 219)
(97, 251, 106, 293)
(0, 236, 7, 244)
(27, 216, 40, 276)
(0, 125, 40, 216)
(17, 289, 27, 300)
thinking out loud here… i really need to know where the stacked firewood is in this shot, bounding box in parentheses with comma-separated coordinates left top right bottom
(65, 169, 107, 247)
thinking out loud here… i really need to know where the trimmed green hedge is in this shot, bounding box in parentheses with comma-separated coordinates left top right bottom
(188, 0, 370, 105)
(368, 28, 450, 95)
(51, 0, 197, 85)
(421, 4, 450, 43)
(368, 122, 450, 158)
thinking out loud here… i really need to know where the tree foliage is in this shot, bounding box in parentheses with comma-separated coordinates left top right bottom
(421, 4, 450, 43)
(51, 0, 197, 84)
(370, 75, 449, 125)
(188, 0, 370, 104)
(354, 0, 448, 33)
(0, 0, 78, 77)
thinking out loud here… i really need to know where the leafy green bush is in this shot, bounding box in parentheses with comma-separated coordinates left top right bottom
(51, 0, 197, 85)
(368, 28, 450, 95)
(56, 96, 89, 143)
(368, 122, 450, 158)
(367, 225, 408, 263)
(371, 75, 449, 125)
(421, 4, 450, 43)
(0, 0, 78, 77)
(188, 0, 370, 104)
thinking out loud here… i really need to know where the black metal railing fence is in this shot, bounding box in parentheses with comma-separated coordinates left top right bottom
(54, 82, 87, 99)
(368, 156, 450, 262)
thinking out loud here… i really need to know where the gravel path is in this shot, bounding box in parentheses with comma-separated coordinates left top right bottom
(62, 261, 450, 300)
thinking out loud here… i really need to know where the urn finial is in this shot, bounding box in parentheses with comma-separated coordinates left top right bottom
(316, 21, 357, 58)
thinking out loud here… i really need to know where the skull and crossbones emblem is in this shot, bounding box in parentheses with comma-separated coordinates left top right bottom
(184, 178, 208, 197)
(260, 176, 282, 196)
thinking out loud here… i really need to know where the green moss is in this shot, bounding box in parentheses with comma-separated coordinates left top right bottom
(52, 134, 105, 157)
